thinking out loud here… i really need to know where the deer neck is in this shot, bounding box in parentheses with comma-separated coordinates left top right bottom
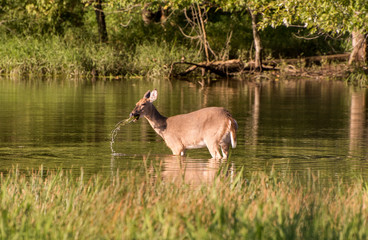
(144, 105, 167, 136)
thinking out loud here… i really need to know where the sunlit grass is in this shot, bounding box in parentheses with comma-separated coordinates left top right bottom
(0, 35, 125, 78)
(0, 35, 199, 79)
(131, 41, 199, 77)
(1, 165, 368, 239)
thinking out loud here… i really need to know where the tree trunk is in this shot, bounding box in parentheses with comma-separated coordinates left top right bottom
(249, 9, 263, 71)
(196, 3, 209, 63)
(349, 31, 367, 65)
(94, 0, 108, 43)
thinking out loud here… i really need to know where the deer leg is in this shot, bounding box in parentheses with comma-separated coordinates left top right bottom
(180, 150, 186, 156)
(168, 144, 185, 156)
(170, 148, 185, 156)
(165, 138, 185, 156)
(220, 142, 230, 159)
(219, 132, 233, 159)
(206, 141, 222, 159)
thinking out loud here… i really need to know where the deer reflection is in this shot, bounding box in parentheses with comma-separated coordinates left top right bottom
(144, 155, 235, 186)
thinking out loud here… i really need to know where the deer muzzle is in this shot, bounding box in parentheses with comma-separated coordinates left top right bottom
(129, 112, 140, 122)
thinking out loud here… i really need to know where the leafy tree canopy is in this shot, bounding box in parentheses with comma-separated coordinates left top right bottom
(259, 0, 368, 35)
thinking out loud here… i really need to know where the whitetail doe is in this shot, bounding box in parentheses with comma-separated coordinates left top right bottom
(130, 89, 238, 159)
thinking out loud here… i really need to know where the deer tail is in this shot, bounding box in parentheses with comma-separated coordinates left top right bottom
(229, 118, 238, 148)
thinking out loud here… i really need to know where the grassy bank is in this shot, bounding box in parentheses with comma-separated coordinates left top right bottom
(0, 36, 121, 77)
(1, 34, 365, 84)
(0, 35, 199, 78)
(1, 166, 368, 239)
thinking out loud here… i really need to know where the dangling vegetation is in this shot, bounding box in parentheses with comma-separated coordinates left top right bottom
(346, 67, 368, 87)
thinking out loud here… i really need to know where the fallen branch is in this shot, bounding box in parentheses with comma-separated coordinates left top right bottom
(170, 59, 248, 77)
(169, 54, 351, 78)
(170, 59, 278, 78)
(270, 53, 350, 66)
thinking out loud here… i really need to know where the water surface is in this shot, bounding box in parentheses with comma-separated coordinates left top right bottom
(0, 77, 367, 184)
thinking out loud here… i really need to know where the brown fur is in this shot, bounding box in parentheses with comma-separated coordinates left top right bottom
(130, 90, 238, 159)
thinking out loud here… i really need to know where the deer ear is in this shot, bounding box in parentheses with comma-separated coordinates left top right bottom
(143, 90, 151, 99)
(149, 89, 158, 102)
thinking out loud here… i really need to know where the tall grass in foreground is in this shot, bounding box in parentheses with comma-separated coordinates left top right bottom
(1, 166, 368, 239)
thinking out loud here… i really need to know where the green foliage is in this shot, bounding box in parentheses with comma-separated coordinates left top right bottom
(0, 0, 85, 35)
(0, 33, 202, 77)
(131, 40, 200, 77)
(346, 68, 368, 87)
(261, 26, 346, 58)
(260, 0, 368, 36)
(0, 35, 126, 77)
(0, 0, 356, 77)
(206, 12, 253, 59)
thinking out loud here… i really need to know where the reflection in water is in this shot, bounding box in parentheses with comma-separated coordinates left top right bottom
(111, 154, 235, 186)
(1, 77, 368, 183)
(349, 89, 366, 154)
(157, 156, 234, 185)
(249, 84, 261, 146)
(155, 156, 221, 185)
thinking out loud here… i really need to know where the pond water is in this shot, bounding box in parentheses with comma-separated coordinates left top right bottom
(0, 76, 367, 184)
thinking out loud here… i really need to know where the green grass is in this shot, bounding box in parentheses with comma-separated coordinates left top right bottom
(0, 35, 127, 78)
(346, 67, 368, 87)
(0, 35, 199, 79)
(1, 165, 368, 239)
(130, 40, 200, 77)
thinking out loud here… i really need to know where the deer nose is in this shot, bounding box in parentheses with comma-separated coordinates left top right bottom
(130, 112, 140, 121)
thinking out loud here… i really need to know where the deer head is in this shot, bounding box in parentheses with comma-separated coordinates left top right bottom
(130, 89, 158, 122)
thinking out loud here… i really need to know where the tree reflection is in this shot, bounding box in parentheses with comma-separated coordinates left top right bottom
(250, 84, 260, 146)
(349, 88, 366, 153)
